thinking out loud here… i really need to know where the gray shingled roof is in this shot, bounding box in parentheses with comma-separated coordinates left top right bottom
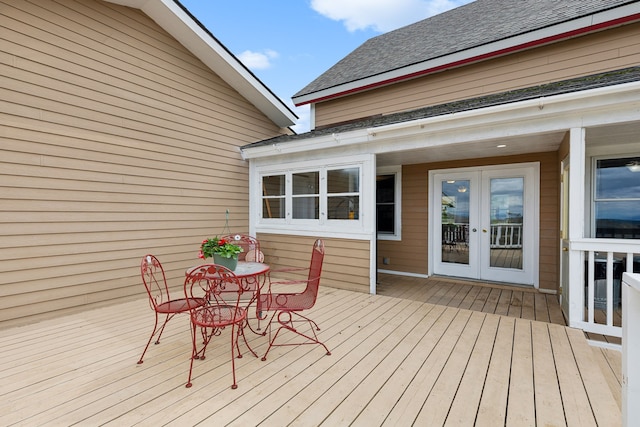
(294, 0, 637, 99)
(244, 66, 640, 148)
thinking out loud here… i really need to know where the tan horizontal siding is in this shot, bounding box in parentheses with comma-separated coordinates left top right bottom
(378, 151, 560, 292)
(0, 0, 284, 327)
(257, 233, 370, 293)
(315, 23, 640, 127)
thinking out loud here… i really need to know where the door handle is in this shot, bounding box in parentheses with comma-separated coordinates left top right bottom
(472, 228, 477, 232)
(482, 229, 487, 233)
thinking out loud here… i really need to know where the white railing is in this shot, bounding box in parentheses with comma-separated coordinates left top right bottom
(622, 272, 640, 426)
(568, 239, 640, 341)
(490, 223, 522, 249)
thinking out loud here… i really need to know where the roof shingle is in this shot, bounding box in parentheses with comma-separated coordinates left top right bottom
(294, 0, 637, 99)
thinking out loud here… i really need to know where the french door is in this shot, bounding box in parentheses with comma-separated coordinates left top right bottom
(431, 164, 538, 286)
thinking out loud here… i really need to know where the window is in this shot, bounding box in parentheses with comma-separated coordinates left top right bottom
(260, 165, 361, 224)
(376, 167, 401, 240)
(593, 156, 640, 239)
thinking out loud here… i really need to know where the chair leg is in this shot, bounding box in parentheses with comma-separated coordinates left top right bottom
(137, 311, 161, 364)
(154, 313, 173, 344)
(237, 321, 258, 359)
(261, 311, 331, 361)
(230, 324, 238, 389)
(186, 322, 198, 388)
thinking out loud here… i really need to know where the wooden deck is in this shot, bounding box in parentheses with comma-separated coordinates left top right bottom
(0, 280, 621, 426)
(377, 274, 564, 325)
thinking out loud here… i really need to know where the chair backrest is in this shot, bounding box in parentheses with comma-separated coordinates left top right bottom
(299, 239, 325, 308)
(219, 234, 262, 262)
(184, 264, 245, 311)
(140, 254, 169, 310)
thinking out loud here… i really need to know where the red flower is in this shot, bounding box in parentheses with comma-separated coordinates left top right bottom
(218, 239, 226, 246)
(198, 250, 205, 259)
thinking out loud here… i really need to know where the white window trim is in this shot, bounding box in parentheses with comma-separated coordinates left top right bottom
(253, 155, 375, 239)
(589, 153, 640, 238)
(376, 166, 402, 241)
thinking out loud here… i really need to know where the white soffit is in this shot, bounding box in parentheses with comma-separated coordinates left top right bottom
(104, 0, 297, 128)
(293, 2, 640, 106)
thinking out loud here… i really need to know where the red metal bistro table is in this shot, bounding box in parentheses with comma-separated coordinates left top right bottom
(186, 261, 270, 333)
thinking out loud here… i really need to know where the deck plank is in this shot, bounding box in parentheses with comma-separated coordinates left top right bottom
(382, 308, 472, 425)
(444, 313, 499, 426)
(414, 311, 486, 425)
(506, 318, 536, 426)
(319, 304, 444, 426)
(531, 321, 566, 426)
(475, 316, 514, 426)
(549, 325, 600, 426)
(350, 305, 453, 426)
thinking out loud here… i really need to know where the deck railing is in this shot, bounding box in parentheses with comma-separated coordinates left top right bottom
(490, 223, 522, 249)
(569, 239, 640, 342)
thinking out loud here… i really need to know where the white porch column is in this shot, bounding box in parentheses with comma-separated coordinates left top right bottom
(567, 127, 586, 327)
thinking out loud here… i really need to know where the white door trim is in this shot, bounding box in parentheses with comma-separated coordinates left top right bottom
(429, 163, 540, 287)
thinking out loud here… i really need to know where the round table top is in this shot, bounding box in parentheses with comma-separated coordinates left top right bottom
(186, 261, 270, 278)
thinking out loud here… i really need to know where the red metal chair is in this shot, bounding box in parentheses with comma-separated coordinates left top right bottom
(258, 239, 331, 361)
(137, 254, 206, 364)
(219, 234, 264, 262)
(184, 264, 258, 389)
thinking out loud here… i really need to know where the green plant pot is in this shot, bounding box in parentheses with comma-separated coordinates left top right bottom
(213, 254, 238, 271)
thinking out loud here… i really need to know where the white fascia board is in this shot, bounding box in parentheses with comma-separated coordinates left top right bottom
(368, 80, 640, 138)
(293, 3, 640, 106)
(105, 0, 297, 128)
(245, 80, 640, 159)
(241, 129, 373, 159)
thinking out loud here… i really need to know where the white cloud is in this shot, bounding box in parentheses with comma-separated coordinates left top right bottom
(237, 49, 279, 70)
(290, 104, 311, 134)
(311, 0, 472, 32)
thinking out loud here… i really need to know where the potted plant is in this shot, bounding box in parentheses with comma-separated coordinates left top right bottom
(198, 237, 243, 271)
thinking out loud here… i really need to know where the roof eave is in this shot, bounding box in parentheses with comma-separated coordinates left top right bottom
(104, 0, 297, 128)
(244, 79, 640, 160)
(293, 3, 640, 107)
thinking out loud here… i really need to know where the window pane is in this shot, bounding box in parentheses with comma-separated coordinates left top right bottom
(292, 196, 319, 219)
(377, 205, 394, 233)
(596, 201, 640, 239)
(263, 198, 285, 219)
(293, 172, 319, 195)
(596, 157, 640, 199)
(377, 175, 394, 203)
(328, 168, 359, 193)
(263, 175, 285, 196)
(328, 196, 359, 219)
(377, 174, 395, 233)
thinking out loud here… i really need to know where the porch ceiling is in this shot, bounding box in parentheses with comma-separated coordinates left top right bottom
(376, 120, 640, 167)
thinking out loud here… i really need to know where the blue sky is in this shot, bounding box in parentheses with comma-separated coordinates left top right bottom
(179, 0, 474, 133)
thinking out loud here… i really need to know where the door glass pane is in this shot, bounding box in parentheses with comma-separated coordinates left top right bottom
(441, 180, 470, 265)
(489, 177, 523, 269)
